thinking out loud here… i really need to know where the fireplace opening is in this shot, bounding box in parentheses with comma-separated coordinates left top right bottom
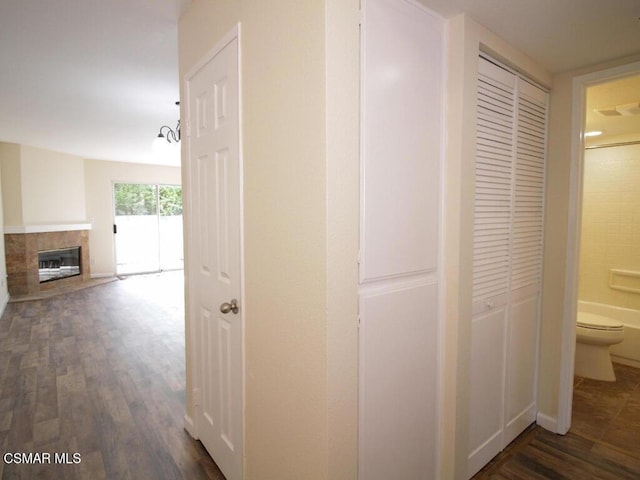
(38, 247, 81, 283)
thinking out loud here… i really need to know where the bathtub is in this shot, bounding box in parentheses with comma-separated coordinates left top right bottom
(578, 301, 640, 368)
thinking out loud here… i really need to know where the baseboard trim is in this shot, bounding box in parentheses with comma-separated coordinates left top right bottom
(184, 414, 198, 439)
(536, 412, 558, 433)
(91, 272, 115, 279)
(0, 293, 8, 317)
(611, 355, 640, 369)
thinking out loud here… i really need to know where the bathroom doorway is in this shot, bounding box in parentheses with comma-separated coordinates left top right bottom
(576, 74, 640, 360)
(571, 74, 640, 441)
(554, 60, 640, 435)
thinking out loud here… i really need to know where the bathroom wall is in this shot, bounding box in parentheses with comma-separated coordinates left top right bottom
(579, 143, 640, 310)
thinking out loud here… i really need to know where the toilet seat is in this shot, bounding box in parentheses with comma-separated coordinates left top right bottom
(577, 312, 623, 331)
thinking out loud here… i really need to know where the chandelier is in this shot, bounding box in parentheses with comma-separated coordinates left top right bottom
(153, 101, 180, 151)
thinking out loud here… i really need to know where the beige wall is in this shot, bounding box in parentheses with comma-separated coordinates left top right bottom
(443, 14, 551, 479)
(579, 144, 640, 309)
(324, 1, 360, 478)
(0, 162, 8, 310)
(179, 0, 359, 478)
(20, 145, 86, 224)
(84, 159, 181, 277)
(0, 142, 23, 226)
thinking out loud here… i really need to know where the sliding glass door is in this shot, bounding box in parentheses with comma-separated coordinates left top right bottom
(113, 183, 183, 275)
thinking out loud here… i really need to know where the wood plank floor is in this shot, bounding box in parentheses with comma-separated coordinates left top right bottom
(473, 363, 640, 479)
(0, 272, 225, 480)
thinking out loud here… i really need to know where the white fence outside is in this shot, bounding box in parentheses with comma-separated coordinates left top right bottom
(115, 215, 184, 275)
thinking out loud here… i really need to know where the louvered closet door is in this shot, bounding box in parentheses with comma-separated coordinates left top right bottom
(468, 57, 548, 479)
(504, 79, 548, 446)
(468, 58, 516, 477)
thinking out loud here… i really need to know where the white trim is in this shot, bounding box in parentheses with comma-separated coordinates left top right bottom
(236, 23, 247, 463)
(4, 223, 91, 234)
(183, 26, 240, 84)
(436, 7, 447, 477)
(536, 412, 557, 432)
(183, 414, 198, 439)
(557, 59, 640, 435)
(90, 272, 115, 279)
(0, 293, 8, 317)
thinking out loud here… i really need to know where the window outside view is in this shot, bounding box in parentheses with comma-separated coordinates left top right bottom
(114, 183, 184, 275)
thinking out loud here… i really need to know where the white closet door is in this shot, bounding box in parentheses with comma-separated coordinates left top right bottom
(359, 0, 443, 479)
(468, 58, 515, 476)
(504, 79, 548, 445)
(471, 58, 516, 314)
(469, 57, 548, 478)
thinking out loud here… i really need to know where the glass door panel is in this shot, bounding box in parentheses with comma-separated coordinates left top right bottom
(159, 185, 184, 271)
(114, 183, 160, 275)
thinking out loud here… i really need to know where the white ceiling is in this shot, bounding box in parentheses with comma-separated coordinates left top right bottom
(0, 0, 639, 166)
(0, 0, 191, 166)
(419, 0, 640, 73)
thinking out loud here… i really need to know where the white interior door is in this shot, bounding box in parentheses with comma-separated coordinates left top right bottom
(359, 1, 443, 478)
(186, 29, 243, 480)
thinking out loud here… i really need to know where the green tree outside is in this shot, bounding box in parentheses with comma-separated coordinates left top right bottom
(114, 184, 182, 216)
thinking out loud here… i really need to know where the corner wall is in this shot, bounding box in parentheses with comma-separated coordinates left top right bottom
(0, 163, 8, 312)
(84, 159, 181, 277)
(0, 143, 23, 226)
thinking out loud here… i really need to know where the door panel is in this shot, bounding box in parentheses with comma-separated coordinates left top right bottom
(468, 308, 506, 476)
(360, 0, 442, 283)
(359, 1, 443, 479)
(504, 294, 539, 445)
(187, 31, 242, 480)
(359, 282, 438, 480)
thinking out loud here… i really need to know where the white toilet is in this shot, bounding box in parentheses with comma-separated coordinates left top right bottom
(575, 312, 624, 381)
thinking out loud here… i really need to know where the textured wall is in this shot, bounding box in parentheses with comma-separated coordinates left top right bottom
(579, 144, 640, 310)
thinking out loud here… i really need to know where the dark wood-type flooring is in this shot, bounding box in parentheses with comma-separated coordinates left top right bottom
(5, 271, 640, 479)
(474, 362, 640, 479)
(0, 272, 225, 479)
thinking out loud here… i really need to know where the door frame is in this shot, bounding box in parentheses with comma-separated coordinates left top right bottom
(556, 59, 640, 434)
(182, 22, 245, 470)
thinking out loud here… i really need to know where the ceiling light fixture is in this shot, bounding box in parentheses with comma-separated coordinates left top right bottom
(153, 101, 180, 152)
(584, 130, 603, 137)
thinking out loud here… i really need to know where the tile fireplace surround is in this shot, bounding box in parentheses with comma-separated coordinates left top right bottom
(5, 225, 91, 296)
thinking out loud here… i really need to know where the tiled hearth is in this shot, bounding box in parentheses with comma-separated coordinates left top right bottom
(5, 228, 91, 296)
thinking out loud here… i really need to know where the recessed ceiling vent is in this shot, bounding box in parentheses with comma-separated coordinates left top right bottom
(616, 102, 640, 116)
(595, 102, 640, 117)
